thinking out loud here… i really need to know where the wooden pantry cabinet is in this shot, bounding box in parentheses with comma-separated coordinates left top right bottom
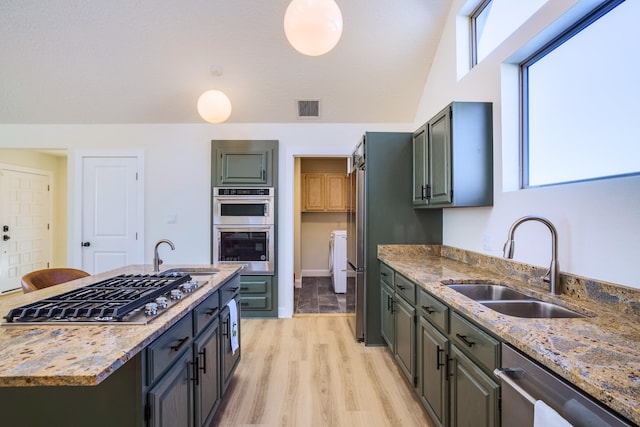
(302, 173, 348, 212)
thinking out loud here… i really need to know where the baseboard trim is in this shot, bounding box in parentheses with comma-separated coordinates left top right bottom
(301, 269, 330, 277)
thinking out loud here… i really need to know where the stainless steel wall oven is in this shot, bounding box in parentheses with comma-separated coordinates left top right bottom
(213, 188, 275, 274)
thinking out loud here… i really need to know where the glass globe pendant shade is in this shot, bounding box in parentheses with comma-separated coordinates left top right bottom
(197, 89, 232, 123)
(284, 0, 343, 56)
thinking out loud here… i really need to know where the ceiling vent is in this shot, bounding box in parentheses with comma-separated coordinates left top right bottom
(297, 99, 320, 119)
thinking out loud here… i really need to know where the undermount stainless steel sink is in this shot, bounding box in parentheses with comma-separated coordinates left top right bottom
(446, 283, 585, 318)
(480, 300, 585, 318)
(446, 284, 535, 301)
(161, 267, 218, 276)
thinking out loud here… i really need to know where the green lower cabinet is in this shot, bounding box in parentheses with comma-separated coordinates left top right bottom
(419, 317, 449, 427)
(194, 318, 221, 427)
(239, 275, 277, 317)
(381, 280, 395, 349)
(449, 344, 500, 427)
(147, 349, 195, 427)
(394, 294, 416, 384)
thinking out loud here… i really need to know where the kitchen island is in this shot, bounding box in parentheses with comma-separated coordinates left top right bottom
(378, 245, 640, 426)
(0, 263, 242, 427)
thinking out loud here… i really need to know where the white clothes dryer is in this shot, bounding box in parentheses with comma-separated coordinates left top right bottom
(329, 230, 347, 293)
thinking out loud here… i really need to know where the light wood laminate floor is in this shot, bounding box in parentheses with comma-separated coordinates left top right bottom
(211, 314, 435, 427)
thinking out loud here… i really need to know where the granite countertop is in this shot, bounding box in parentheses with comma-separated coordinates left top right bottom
(378, 245, 640, 425)
(0, 264, 241, 387)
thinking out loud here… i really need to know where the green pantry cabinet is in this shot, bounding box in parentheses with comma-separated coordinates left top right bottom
(212, 140, 279, 318)
(413, 102, 493, 208)
(0, 274, 242, 427)
(380, 263, 500, 427)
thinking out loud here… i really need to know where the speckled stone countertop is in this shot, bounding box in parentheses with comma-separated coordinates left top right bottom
(378, 245, 640, 425)
(0, 264, 241, 387)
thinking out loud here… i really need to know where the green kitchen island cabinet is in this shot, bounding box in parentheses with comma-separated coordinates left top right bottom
(0, 265, 242, 427)
(213, 139, 278, 187)
(413, 101, 493, 208)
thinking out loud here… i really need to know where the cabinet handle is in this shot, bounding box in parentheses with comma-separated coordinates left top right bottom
(222, 319, 229, 337)
(421, 185, 426, 200)
(436, 345, 445, 370)
(387, 295, 392, 311)
(455, 333, 475, 348)
(381, 272, 388, 277)
(241, 302, 249, 307)
(446, 357, 453, 378)
(198, 348, 207, 374)
(425, 185, 431, 200)
(230, 287, 240, 292)
(190, 358, 200, 386)
(421, 305, 435, 314)
(205, 308, 219, 317)
(396, 284, 405, 291)
(170, 336, 189, 352)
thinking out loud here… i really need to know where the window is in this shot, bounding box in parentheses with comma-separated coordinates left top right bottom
(471, 0, 548, 65)
(521, 0, 639, 187)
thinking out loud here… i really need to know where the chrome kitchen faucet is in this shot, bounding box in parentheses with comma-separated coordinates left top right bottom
(153, 239, 175, 272)
(503, 216, 561, 295)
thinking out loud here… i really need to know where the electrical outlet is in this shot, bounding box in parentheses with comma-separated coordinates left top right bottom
(482, 234, 493, 252)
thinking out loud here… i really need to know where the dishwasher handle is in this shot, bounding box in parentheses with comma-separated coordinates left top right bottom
(494, 368, 537, 405)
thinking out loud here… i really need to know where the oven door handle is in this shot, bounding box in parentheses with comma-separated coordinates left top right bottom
(494, 368, 537, 405)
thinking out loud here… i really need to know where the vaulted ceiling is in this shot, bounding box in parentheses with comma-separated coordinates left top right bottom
(0, 0, 452, 124)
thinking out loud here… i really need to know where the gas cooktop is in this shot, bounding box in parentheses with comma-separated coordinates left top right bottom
(3, 273, 208, 325)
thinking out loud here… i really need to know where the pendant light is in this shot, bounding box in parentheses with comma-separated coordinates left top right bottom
(284, 0, 343, 56)
(197, 67, 232, 124)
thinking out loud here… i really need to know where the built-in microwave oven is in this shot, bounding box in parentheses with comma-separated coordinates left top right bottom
(213, 187, 274, 225)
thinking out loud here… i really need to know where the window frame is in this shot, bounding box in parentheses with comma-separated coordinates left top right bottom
(469, 0, 492, 68)
(519, 0, 632, 188)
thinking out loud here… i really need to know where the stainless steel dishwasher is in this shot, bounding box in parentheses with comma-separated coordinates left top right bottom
(495, 344, 634, 427)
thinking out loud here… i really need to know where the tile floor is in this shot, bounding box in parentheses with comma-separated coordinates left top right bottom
(294, 276, 355, 314)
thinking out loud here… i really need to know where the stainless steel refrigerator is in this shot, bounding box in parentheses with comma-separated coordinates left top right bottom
(347, 132, 443, 345)
(347, 140, 365, 341)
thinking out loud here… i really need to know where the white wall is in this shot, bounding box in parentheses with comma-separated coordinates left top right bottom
(0, 123, 411, 317)
(413, 0, 640, 288)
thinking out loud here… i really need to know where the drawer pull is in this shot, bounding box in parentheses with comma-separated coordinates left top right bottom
(241, 287, 249, 291)
(205, 308, 219, 316)
(455, 333, 475, 347)
(241, 302, 249, 307)
(381, 272, 388, 277)
(396, 284, 406, 291)
(230, 287, 240, 292)
(421, 305, 435, 314)
(170, 336, 190, 352)
(436, 345, 445, 370)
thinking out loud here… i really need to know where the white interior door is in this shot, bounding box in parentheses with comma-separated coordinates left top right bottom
(81, 156, 142, 274)
(0, 166, 52, 293)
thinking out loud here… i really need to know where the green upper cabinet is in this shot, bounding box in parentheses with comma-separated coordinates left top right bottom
(412, 125, 428, 205)
(413, 102, 493, 208)
(213, 140, 278, 187)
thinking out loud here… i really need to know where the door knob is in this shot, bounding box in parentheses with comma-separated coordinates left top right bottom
(81, 241, 91, 247)
(2, 235, 9, 241)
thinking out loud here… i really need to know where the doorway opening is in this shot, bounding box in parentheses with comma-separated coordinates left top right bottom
(293, 156, 354, 314)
